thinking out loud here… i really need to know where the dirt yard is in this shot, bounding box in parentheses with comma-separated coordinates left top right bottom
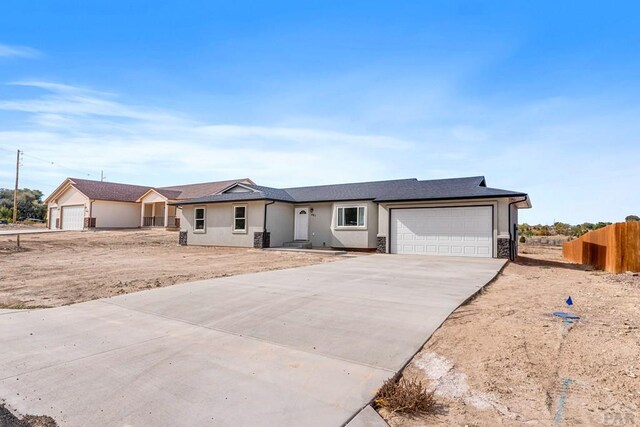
(381, 244, 640, 426)
(0, 229, 338, 308)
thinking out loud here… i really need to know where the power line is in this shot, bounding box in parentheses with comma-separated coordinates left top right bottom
(0, 147, 16, 154)
(20, 151, 94, 178)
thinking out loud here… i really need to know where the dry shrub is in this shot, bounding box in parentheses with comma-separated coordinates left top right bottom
(0, 405, 57, 427)
(373, 376, 436, 416)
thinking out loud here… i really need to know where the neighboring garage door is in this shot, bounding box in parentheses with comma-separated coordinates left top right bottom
(61, 205, 85, 230)
(391, 206, 493, 257)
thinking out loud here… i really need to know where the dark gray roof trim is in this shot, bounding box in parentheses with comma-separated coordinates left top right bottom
(172, 176, 528, 206)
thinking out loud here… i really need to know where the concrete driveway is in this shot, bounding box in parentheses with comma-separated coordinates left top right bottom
(0, 254, 505, 426)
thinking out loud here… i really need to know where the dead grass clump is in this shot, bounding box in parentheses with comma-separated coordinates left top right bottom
(373, 376, 436, 416)
(0, 404, 57, 427)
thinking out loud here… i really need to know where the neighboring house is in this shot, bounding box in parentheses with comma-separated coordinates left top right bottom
(45, 177, 253, 230)
(173, 176, 531, 259)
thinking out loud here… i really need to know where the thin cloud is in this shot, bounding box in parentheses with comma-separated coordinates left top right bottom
(0, 81, 410, 192)
(0, 43, 40, 58)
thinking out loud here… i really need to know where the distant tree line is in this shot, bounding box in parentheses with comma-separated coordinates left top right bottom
(520, 215, 639, 238)
(0, 188, 47, 222)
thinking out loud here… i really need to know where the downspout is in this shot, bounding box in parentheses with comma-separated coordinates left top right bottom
(508, 196, 528, 261)
(263, 200, 275, 233)
(89, 200, 94, 230)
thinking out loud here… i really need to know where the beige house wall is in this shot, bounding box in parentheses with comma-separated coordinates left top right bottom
(139, 191, 166, 204)
(304, 202, 333, 248)
(297, 200, 377, 249)
(179, 199, 378, 249)
(266, 202, 294, 247)
(51, 186, 89, 209)
(330, 200, 378, 249)
(91, 200, 141, 228)
(181, 201, 265, 247)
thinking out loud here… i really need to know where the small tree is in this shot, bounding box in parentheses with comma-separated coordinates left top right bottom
(626, 215, 640, 222)
(553, 222, 571, 236)
(594, 221, 611, 230)
(0, 188, 47, 222)
(0, 206, 11, 221)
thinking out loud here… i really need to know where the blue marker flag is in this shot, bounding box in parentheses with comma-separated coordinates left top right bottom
(566, 296, 573, 306)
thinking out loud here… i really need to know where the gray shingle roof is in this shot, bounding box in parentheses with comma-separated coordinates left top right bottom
(176, 184, 296, 204)
(284, 178, 419, 202)
(372, 177, 527, 202)
(157, 178, 253, 200)
(174, 176, 527, 205)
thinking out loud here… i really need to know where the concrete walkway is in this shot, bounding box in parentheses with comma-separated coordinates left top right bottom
(0, 255, 505, 426)
(0, 228, 64, 236)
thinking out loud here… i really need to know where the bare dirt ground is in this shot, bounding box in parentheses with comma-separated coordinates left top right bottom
(0, 229, 338, 308)
(381, 243, 640, 426)
(0, 223, 46, 231)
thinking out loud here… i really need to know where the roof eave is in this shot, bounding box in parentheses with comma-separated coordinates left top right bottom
(291, 197, 377, 204)
(374, 193, 529, 203)
(44, 178, 76, 204)
(170, 197, 293, 206)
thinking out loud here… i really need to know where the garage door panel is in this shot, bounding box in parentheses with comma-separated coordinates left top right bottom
(391, 207, 493, 258)
(477, 247, 491, 256)
(61, 205, 85, 230)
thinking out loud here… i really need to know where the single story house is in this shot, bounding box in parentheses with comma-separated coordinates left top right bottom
(45, 177, 252, 230)
(173, 176, 531, 259)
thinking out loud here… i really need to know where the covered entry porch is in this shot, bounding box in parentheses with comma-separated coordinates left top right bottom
(137, 189, 180, 229)
(140, 202, 179, 228)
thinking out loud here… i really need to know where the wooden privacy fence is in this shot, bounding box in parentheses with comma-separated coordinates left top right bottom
(562, 222, 640, 273)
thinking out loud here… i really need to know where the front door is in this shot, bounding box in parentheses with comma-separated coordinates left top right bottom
(294, 207, 309, 240)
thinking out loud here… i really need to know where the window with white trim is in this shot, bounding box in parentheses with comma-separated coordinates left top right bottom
(233, 205, 247, 232)
(336, 206, 366, 228)
(194, 207, 206, 232)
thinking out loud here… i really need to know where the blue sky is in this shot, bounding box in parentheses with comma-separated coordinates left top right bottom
(1, 1, 639, 224)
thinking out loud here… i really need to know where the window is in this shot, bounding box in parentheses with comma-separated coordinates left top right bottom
(233, 205, 247, 232)
(194, 207, 206, 232)
(337, 206, 366, 228)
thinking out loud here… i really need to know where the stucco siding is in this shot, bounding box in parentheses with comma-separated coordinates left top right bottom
(331, 201, 378, 249)
(139, 191, 167, 204)
(266, 202, 294, 247)
(54, 186, 89, 208)
(181, 201, 265, 247)
(91, 200, 141, 228)
(305, 203, 333, 248)
(510, 203, 519, 255)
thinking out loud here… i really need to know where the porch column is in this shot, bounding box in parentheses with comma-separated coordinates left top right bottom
(151, 203, 156, 226)
(140, 203, 145, 227)
(164, 202, 169, 228)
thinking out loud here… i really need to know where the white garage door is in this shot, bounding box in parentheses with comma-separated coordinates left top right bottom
(391, 206, 493, 257)
(61, 205, 85, 230)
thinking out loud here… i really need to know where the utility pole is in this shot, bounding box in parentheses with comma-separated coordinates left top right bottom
(13, 149, 21, 223)
(101, 170, 106, 182)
